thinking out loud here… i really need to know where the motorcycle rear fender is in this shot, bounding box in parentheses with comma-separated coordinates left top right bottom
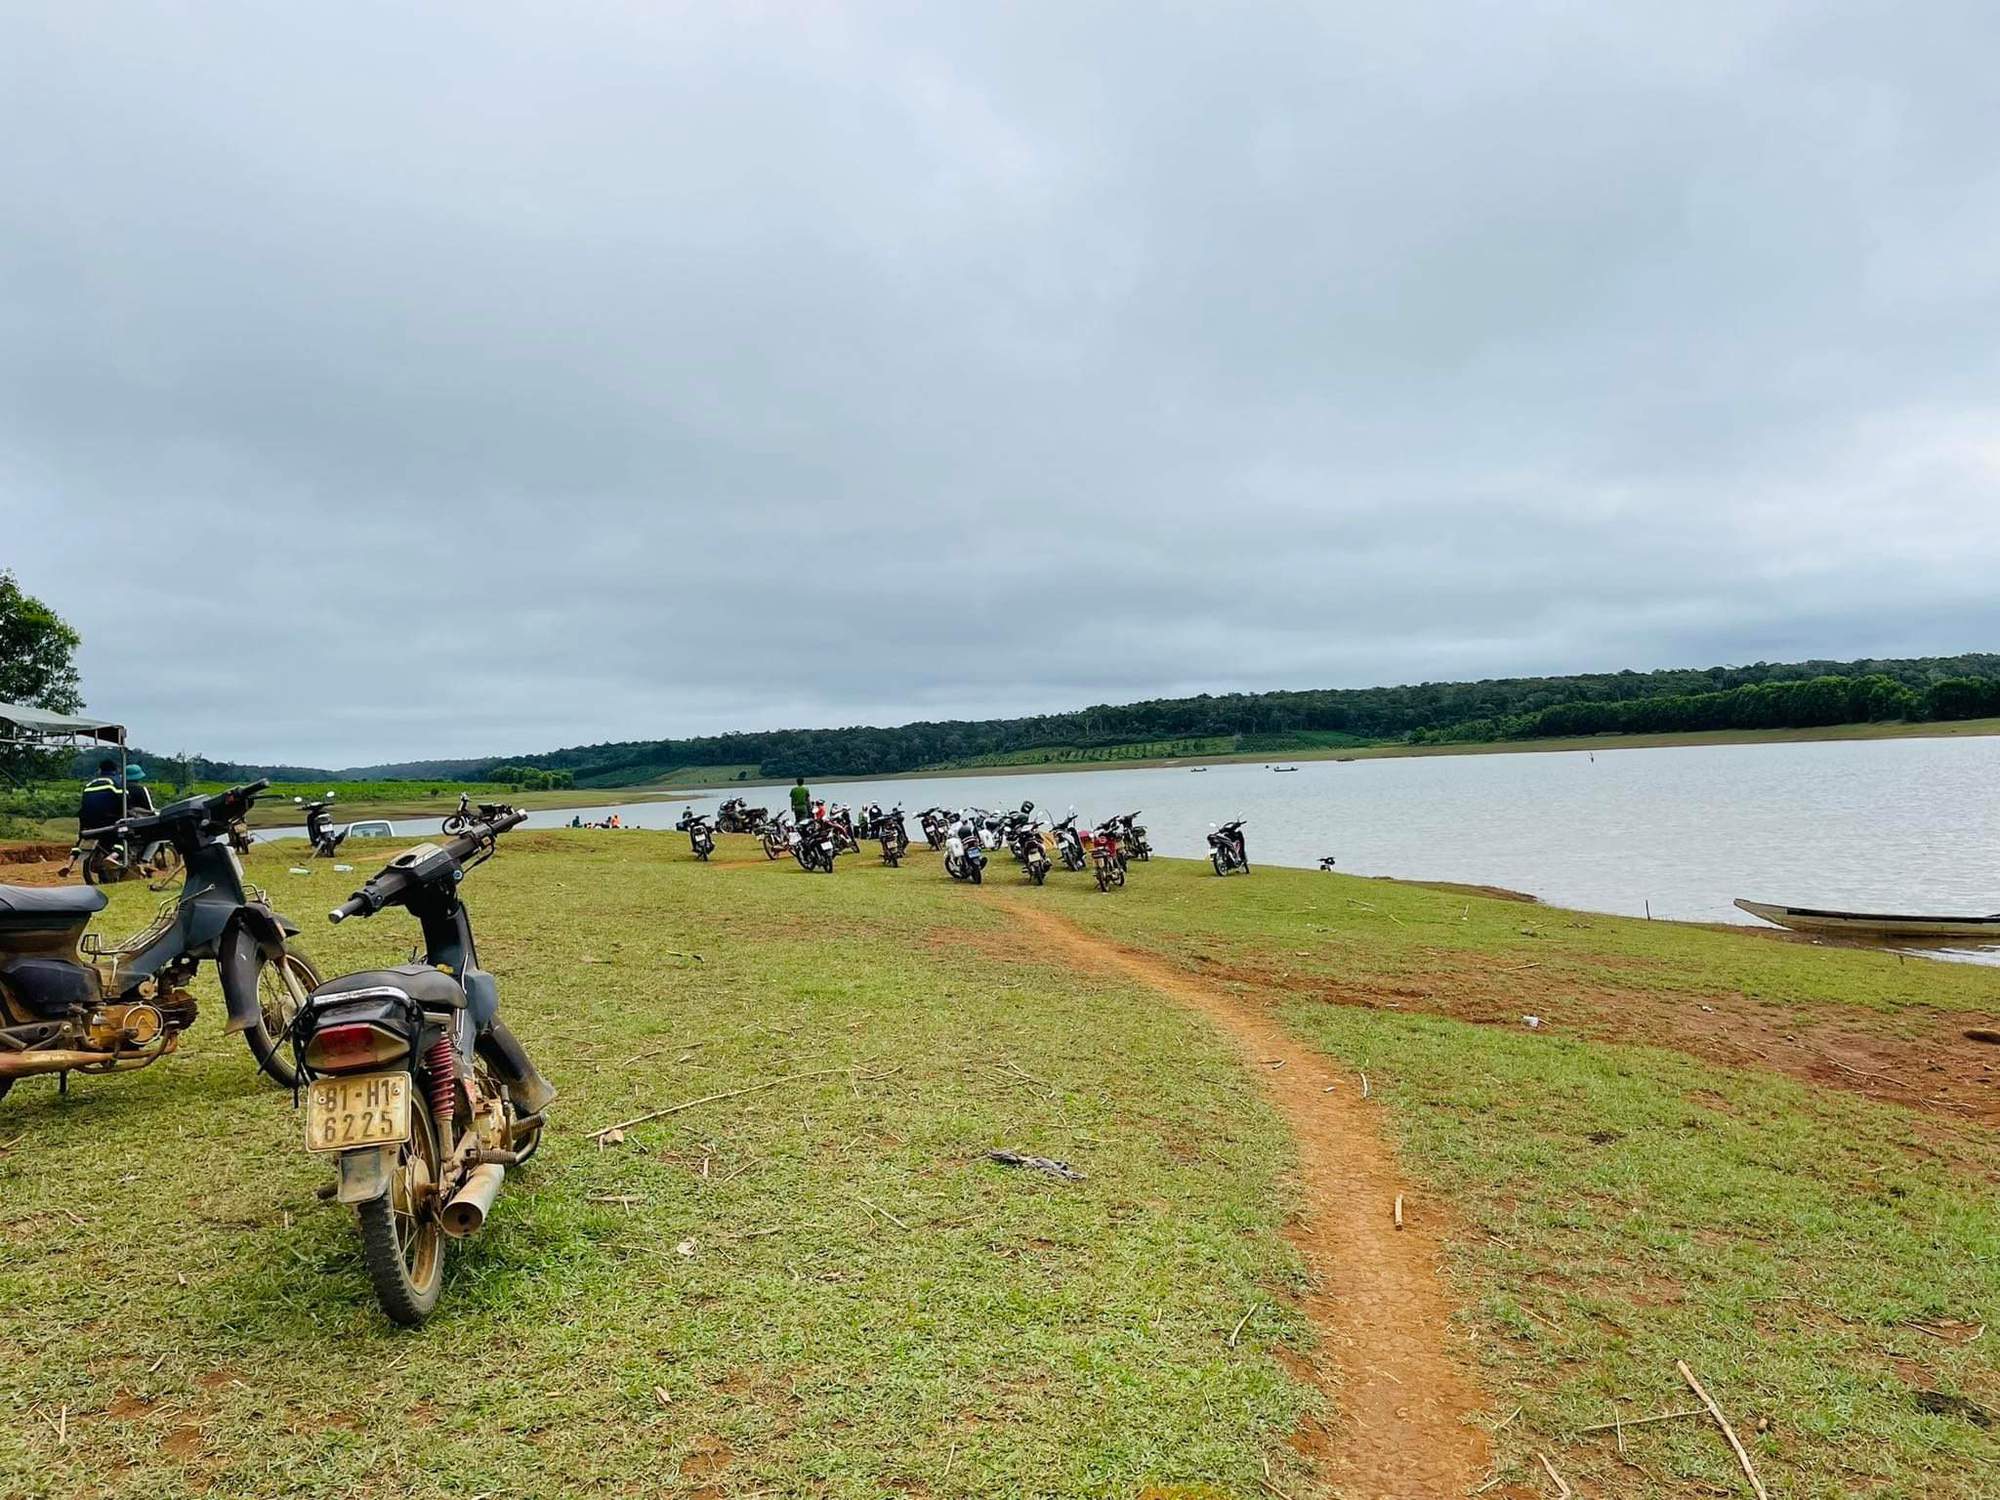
(336, 1145, 397, 1204)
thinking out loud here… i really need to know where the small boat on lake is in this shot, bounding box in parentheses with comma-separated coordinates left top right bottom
(1733, 898, 2000, 942)
(1271, 765, 1299, 773)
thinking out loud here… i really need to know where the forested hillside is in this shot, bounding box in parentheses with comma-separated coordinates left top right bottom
(361, 652, 2000, 785)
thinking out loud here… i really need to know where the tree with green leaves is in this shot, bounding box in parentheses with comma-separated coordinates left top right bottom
(0, 570, 81, 714)
(1, 571, 85, 783)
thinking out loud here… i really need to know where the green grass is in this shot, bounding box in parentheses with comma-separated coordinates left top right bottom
(6, 839, 1996, 1497)
(1038, 860, 2000, 1497)
(0, 836, 1315, 1499)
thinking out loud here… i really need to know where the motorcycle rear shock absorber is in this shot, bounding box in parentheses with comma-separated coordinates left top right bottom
(426, 1036, 456, 1128)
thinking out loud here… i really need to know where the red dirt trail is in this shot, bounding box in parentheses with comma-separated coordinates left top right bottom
(996, 897, 1521, 1500)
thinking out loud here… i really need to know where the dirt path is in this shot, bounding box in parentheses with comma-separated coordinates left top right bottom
(995, 897, 1513, 1500)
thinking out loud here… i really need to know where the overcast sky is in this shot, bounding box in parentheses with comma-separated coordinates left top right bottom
(5, 1, 1998, 767)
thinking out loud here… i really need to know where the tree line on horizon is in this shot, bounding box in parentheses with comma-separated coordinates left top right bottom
(347, 651, 2000, 784)
(33, 648, 2000, 788)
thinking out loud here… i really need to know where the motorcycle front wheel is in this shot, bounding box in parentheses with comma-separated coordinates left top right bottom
(239, 947, 322, 1089)
(357, 1093, 446, 1326)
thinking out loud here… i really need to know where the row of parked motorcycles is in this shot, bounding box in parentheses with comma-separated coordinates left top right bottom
(678, 797, 1250, 891)
(0, 781, 550, 1326)
(676, 799, 914, 873)
(918, 804, 1152, 892)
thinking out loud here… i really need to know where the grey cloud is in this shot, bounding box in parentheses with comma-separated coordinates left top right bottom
(3, 0, 1997, 765)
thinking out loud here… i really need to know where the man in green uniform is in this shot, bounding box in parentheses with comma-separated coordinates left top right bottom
(790, 777, 811, 824)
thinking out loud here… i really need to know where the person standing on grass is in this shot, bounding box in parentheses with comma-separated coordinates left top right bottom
(791, 777, 811, 825)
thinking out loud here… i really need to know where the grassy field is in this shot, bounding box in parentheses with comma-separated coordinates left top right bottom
(1, 835, 1995, 1497)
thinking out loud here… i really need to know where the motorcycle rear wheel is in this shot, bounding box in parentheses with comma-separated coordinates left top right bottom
(357, 1092, 446, 1326)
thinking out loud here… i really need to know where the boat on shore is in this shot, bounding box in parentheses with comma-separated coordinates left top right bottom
(1734, 898, 2000, 942)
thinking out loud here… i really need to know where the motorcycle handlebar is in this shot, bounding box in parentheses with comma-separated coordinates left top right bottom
(329, 807, 527, 923)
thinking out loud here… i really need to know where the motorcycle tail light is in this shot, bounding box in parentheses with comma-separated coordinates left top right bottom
(304, 1022, 409, 1073)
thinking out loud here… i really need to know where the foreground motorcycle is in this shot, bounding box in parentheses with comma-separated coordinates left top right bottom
(0, 780, 318, 1105)
(943, 814, 987, 884)
(676, 809, 717, 861)
(1090, 826, 1127, 892)
(1208, 819, 1250, 875)
(793, 815, 840, 873)
(1051, 813, 1088, 872)
(716, 797, 768, 834)
(302, 797, 351, 859)
(1009, 819, 1051, 884)
(296, 806, 555, 1326)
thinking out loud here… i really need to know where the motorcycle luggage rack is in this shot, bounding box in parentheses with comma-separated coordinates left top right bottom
(80, 896, 179, 959)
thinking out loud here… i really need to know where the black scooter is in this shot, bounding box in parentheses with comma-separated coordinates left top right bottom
(875, 805, 910, 867)
(1208, 819, 1249, 875)
(295, 806, 555, 1325)
(0, 780, 319, 1105)
(794, 816, 840, 873)
(1051, 813, 1088, 872)
(302, 797, 350, 859)
(677, 809, 717, 861)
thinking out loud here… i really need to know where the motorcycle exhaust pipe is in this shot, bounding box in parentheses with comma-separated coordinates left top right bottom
(440, 1162, 505, 1238)
(0, 1044, 166, 1078)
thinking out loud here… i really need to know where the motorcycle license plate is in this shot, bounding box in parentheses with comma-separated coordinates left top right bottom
(304, 1071, 412, 1153)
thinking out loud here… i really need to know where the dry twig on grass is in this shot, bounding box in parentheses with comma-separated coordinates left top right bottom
(1577, 1406, 1703, 1435)
(1677, 1360, 1770, 1499)
(855, 1196, 911, 1232)
(1228, 1303, 1258, 1347)
(1537, 1452, 1571, 1497)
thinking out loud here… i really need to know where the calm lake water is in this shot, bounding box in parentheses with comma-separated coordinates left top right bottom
(266, 736, 2000, 934)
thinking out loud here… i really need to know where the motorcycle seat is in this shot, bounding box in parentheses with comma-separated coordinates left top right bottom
(311, 963, 467, 1009)
(0, 884, 109, 917)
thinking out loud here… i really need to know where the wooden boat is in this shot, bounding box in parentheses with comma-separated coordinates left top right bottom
(1733, 898, 2000, 942)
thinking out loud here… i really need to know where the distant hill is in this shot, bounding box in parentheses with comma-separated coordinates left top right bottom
(75, 652, 2000, 786)
(342, 651, 2000, 784)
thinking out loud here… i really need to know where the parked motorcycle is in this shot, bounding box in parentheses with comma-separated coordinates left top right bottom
(875, 806, 910, 867)
(1050, 813, 1088, 872)
(301, 797, 351, 859)
(820, 804, 861, 855)
(0, 780, 319, 1105)
(1109, 811, 1151, 861)
(761, 814, 793, 861)
(295, 805, 555, 1325)
(62, 778, 179, 887)
(1208, 819, 1249, 875)
(441, 792, 475, 835)
(676, 809, 717, 861)
(716, 797, 769, 834)
(794, 815, 840, 873)
(918, 808, 950, 851)
(1009, 819, 1051, 884)
(1090, 825, 1127, 892)
(943, 814, 988, 884)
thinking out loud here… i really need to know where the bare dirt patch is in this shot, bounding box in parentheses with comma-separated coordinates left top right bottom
(994, 896, 1521, 1500)
(1225, 950, 2000, 1128)
(0, 842, 72, 886)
